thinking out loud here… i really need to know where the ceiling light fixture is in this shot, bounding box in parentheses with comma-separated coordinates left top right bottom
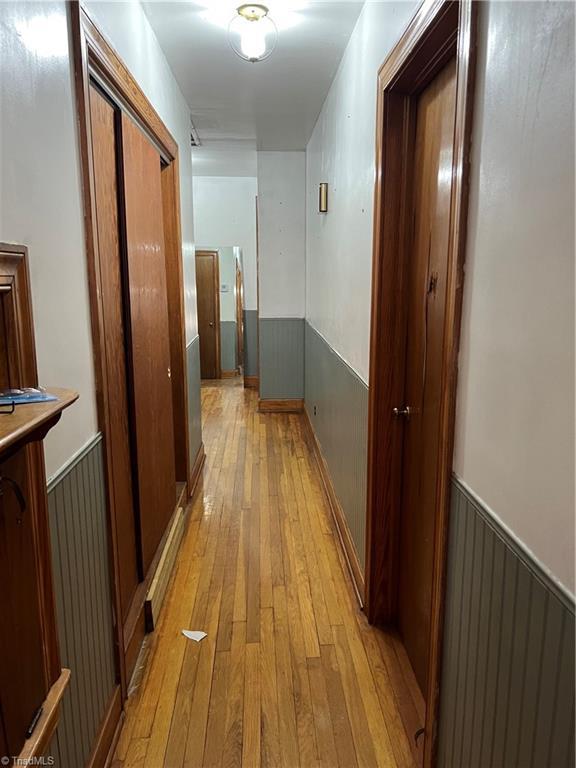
(228, 4, 278, 63)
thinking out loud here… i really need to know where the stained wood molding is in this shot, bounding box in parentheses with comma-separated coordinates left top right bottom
(0, 243, 75, 756)
(17, 669, 70, 763)
(85, 687, 123, 768)
(221, 370, 238, 379)
(145, 506, 186, 630)
(122, 483, 188, 660)
(0, 388, 77, 457)
(161, 158, 191, 487)
(302, 408, 365, 605)
(77, 6, 177, 160)
(145, 443, 204, 635)
(243, 376, 259, 389)
(71, 2, 192, 702)
(365, 1, 477, 766)
(188, 443, 206, 500)
(258, 399, 304, 413)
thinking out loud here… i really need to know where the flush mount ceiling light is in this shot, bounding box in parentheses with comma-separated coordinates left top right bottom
(228, 4, 278, 62)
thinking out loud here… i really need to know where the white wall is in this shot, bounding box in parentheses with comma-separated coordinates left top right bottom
(85, 0, 198, 343)
(453, 1, 575, 594)
(192, 147, 257, 178)
(306, 1, 419, 381)
(0, 0, 201, 478)
(193, 175, 258, 310)
(306, 0, 575, 594)
(218, 247, 237, 322)
(0, 2, 98, 478)
(257, 151, 306, 319)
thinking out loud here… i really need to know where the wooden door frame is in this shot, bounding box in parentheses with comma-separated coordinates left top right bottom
(235, 261, 244, 373)
(71, 3, 193, 699)
(255, 196, 261, 392)
(195, 250, 222, 379)
(365, 1, 476, 765)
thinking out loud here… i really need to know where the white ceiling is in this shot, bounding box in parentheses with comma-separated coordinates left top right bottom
(142, 1, 364, 150)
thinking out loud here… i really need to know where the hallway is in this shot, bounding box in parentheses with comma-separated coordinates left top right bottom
(112, 380, 423, 767)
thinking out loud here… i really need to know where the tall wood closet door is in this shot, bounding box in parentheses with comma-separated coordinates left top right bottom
(397, 58, 457, 694)
(89, 84, 140, 618)
(119, 113, 177, 574)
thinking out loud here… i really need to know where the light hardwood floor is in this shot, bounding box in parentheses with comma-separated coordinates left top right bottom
(112, 378, 424, 767)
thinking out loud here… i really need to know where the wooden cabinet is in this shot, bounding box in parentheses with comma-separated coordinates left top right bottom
(0, 448, 48, 752)
(0, 243, 76, 758)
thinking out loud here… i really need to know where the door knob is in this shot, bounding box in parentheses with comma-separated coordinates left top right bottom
(209, 321, 214, 327)
(393, 406, 412, 417)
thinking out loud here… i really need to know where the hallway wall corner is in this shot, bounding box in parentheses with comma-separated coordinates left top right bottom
(259, 317, 305, 400)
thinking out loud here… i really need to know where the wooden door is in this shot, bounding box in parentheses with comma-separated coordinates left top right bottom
(397, 58, 457, 694)
(120, 113, 176, 574)
(195, 251, 220, 379)
(89, 84, 140, 616)
(0, 450, 47, 754)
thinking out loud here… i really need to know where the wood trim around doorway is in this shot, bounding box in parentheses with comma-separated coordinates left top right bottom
(365, 1, 477, 766)
(71, 3, 194, 704)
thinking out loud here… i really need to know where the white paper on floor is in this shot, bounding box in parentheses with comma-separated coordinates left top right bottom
(181, 629, 207, 642)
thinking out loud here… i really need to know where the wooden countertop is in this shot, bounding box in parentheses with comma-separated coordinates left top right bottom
(0, 387, 78, 456)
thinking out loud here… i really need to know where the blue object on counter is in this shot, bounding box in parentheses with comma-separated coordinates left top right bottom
(0, 388, 58, 406)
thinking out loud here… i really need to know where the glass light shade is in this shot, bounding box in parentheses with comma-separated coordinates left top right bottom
(228, 8, 277, 62)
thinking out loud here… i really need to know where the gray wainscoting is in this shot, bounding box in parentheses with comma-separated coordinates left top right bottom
(438, 476, 575, 768)
(220, 320, 237, 372)
(259, 317, 305, 400)
(47, 435, 117, 767)
(243, 309, 258, 378)
(187, 336, 203, 462)
(304, 322, 368, 571)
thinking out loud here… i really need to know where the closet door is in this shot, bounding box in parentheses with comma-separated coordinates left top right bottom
(119, 113, 176, 574)
(89, 84, 140, 616)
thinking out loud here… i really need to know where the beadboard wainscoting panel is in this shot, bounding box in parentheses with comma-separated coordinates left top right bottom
(438, 476, 575, 768)
(47, 435, 117, 767)
(304, 322, 369, 571)
(259, 317, 305, 400)
(46, 733, 62, 765)
(220, 320, 237, 372)
(187, 336, 203, 462)
(243, 309, 258, 378)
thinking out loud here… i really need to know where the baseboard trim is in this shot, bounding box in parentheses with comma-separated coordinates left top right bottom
(259, 398, 304, 413)
(221, 370, 238, 379)
(244, 375, 259, 389)
(145, 505, 185, 630)
(86, 686, 122, 768)
(124, 445, 205, 680)
(189, 442, 206, 500)
(303, 407, 365, 606)
(122, 483, 187, 665)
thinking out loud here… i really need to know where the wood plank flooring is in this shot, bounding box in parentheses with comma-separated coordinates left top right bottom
(112, 378, 424, 767)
